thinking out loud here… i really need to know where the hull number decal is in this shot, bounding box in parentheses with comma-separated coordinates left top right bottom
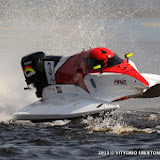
(44, 61, 55, 84)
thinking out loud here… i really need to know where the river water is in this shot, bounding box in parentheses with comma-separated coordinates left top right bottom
(0, 0, 160, 159)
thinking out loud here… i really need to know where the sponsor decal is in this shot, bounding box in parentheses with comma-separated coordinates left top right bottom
(24, 61, 32, 65)
(24, 66, 36, 78)
(114, 79, 127, 85)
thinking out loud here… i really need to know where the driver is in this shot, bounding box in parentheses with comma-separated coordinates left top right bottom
(88, 47, 114, 69)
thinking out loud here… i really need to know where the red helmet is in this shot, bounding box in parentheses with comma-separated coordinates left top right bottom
(89, 47, 115, 60)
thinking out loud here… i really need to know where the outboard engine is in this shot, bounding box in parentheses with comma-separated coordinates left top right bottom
(21, 52, 62, 98)
(21, 52, 48, 98)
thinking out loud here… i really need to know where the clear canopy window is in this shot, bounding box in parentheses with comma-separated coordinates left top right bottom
(84, 54, 123, 69)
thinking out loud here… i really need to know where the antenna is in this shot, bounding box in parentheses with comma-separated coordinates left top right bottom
(125, 53, 133, 62)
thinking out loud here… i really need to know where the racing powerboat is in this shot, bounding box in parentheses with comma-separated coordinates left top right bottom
(14, 47, 160, 122)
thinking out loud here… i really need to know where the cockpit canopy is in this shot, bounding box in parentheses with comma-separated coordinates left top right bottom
(84, 54, 123, 69)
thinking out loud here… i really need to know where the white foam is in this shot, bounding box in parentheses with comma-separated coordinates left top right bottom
(83, 113, 158, 135)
